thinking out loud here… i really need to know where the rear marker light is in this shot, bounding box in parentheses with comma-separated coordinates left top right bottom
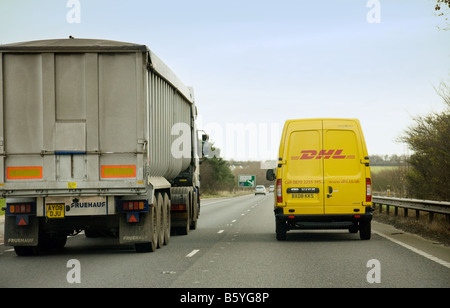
(366, 178, 372, 202)
(123, 201, 145, 211)
(276, 179, 283, 203)
(9, 203, 33, 214)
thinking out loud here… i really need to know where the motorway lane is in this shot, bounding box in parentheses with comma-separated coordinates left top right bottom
(0, 194, 449, 288)
(173, 195, 450, 288)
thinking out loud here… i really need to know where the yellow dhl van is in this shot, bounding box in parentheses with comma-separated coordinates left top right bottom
(266, 119, 373, 240)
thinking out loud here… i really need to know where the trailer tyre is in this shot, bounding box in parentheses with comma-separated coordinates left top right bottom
(189, 190, 198, 230)
(163, 192, 170, 245)
(135, 200, 158, 253)
(179, 194, 190, 235)
(156, 193, 164, 249)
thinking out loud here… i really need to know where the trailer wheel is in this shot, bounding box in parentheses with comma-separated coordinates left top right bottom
(163, 192, 170, 245)
(134, 199, 159, 253)
(179, 193, 190, 235)
(156, 193, 164, 249)
(189, 190, 198, 230)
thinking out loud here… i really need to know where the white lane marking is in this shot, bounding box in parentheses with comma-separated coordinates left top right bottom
(217, 230, 224, 234)
(186, 249, 200, 258)
(231, 220, 236, 223)
(373, 230, 450, 269)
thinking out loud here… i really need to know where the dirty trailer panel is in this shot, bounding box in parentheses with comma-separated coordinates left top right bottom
(0, 39, 201, 255)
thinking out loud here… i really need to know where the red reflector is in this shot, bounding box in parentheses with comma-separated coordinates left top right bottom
(288, 215, 295, 219)
(16, 216, 29, 226)
(354, 215, 361, 218)
(171, 204, 186, 211)
(18, 217, 28, 226)
(127, 213, 139, 223)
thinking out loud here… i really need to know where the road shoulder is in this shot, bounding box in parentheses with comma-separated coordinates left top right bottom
(372, 220, 450, 267)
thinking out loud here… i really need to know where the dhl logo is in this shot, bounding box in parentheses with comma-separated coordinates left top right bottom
(291, 149, 355, 160)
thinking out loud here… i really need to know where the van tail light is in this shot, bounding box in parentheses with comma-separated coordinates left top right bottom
(276, 179, 283, 203)
(366, 178, 372, 202)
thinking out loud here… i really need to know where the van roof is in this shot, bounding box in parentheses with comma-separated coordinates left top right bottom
(285, 118, 360, 123)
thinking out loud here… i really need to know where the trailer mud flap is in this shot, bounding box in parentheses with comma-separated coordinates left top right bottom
(119, 212, 152, 244)
(4, 216, 39, 247)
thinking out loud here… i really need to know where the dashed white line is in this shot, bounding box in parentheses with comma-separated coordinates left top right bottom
(217, 230, 224, 234)
(186, 249, 200, 258)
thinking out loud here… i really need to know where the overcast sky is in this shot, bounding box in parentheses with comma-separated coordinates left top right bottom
(1, 0, 449, 161)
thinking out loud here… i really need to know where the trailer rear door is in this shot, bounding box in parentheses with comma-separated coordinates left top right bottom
(1, 50, 146, 196)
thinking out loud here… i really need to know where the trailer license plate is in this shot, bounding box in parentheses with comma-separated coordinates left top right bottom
(46, 204, 65, 218)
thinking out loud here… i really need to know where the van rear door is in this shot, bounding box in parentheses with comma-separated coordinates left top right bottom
(283, 120, 324, 215)
(322, 119, 367, 214)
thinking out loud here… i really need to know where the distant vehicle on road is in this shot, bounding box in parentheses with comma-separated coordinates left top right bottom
(269, 185, 275, 193)
(255, 185, 267, 195)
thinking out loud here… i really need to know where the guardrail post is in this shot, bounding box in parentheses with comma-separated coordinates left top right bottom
(415, 210, 420, 220)
(428, 212, 434, 224)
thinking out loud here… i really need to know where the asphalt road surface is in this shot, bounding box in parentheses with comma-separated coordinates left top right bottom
(1, 194, 449, 288)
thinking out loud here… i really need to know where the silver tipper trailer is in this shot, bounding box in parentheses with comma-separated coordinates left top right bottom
(0, 38, 204, 255)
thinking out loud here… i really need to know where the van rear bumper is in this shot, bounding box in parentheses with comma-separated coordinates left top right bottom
(275, 207, 372, 230)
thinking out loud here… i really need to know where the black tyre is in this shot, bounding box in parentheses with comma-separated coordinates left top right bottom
(275, 218, 287, 241)
(359, 221, 371, 240)
(163, 192, 171, 245)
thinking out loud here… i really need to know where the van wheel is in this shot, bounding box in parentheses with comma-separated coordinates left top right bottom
(275, 219, 287, 241)
(359, 221, 371, 240)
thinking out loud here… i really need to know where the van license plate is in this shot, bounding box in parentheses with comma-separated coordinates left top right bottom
(46, 204, 65, 219)
(292, 193, 315, 199)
